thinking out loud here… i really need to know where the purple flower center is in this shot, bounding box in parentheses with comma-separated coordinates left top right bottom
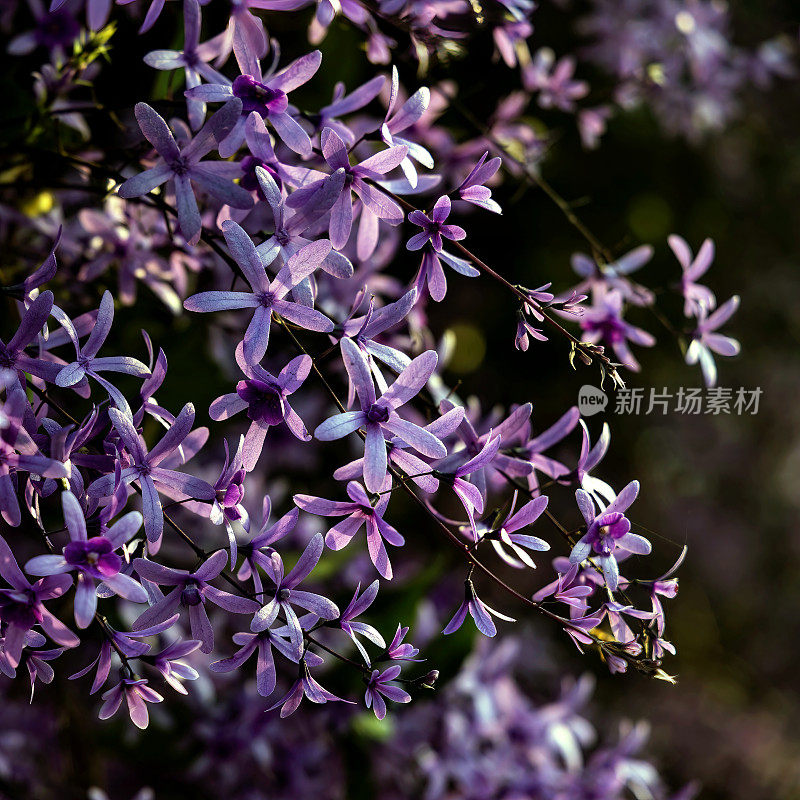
(240, 156, 281, 197)
(366, 403, 390, 424)
(581, 315, 626, 345)
(232, 75, 288, 116)
(237, 379, 285, 425)
(35, 10, 81, 49)
(181, 582, 203, 607)
(587, 511, 629, 555)
(64, 536, 121, 578)
(0, 344, 16, 368)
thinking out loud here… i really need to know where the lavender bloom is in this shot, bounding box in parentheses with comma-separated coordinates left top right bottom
(385, 624, 421, 661)
(518, 406, 580, 492)
(533, 562, 596, 615)
(55, 291, 151, 412)
(318, 75, 386, 145)
(237, 497, 299, 596)
(266, 658, 354, 717)
(339, 288, 419, 377)
(579, 290, 655, 372)
(142, 0, 228, 130)
(87, 404, 216, 548)
(333, 405, 463, 495)
(0, 534, 78, 667)
(669, 235, 716, 317)
(379, 67, 433, 188)
(185, 42, 322, 157)
(524, 48, 589, 111)
(254, 166, 354, 284)
(210, 354, 313, 471)
(0, 290, 62, 386)
(443, 578, 515, 638)
(314, 338, 446, 493)
(406, 196, 466, 252)
(457, 151, 502, 214)
(436, 434, 502, 535)
(98, 678, 163, 730)
(205, 437, 249, 567)
(118, 100, 254, 245)
(477, 492, 550, 569)
(576, 420, 615, 507)
(0, 384, 70, 527)
(69, 615, 180, 695)
(132, 550, 259, 653)
(685, 295, 740, 387)
(24, 491, 147, 628)
(364, 665, 411, 719)
(146, 639, 202, 694)
(569, 245, 655, 306)
(286, 128, 407, 258)
(570, 481, 651, 590)
(250, 533, 339, 649)
(413, 245, 479, 303)
(437, 401, 533, 501)
(210, 624, 306, 697)
(295, 482, 405, 580)
(183, 220, 333, 366)
(334, 580, 385, 664)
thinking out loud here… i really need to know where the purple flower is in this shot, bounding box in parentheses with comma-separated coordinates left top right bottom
(457, 151, 502, 214)
(286, 127, 407, 258)
(379, 66, 433, 188)
(334, 580, 385, 664)
(143, 0, 228, 130)
(295, 482, 404, 580)
(118, 100, 254, 245)
(443, 578, 515, 638)
(185, 46, 322, 157)
(250, 533, 339, 649)
(364, 665, 411, 719)
(266, 658, 354, 717)
(0, 385, 70, 527)
(685, 295, 740, 387)
(132, 550, 259, 653)
(25, 491, 147, 628)
(55, 291, 151, 412)
(183, 220, 333, 366)
(569, 481, 651, 590)
(210, 624, 304, 697)
(204, 436, 249, 567)
(569, 245, 655, 307)
(413, 246, 479, 303)
(237, 497, 299, 596)
(669, 236, 716, 318)
(0, 290, 63, 386)
(146, 639, 202, 694)
(98, 678, 163, 730)
(384, 624, 421, 661)
(517, 406, 580, 492)
(0, 534, 78, 668)
(254, 166, 354, 284)
(523, 49, 589, 111)
(210, 354, 313, 470)
(406, 196, 466, 252)
(477, 492, 550, 569)
(87, 404, 215, 548)
(314, 338, 446, 493)
(579, 290, 655, 372)
(436, 434, 502, 536)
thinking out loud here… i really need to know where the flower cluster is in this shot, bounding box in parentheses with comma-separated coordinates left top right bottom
(0, 0, 774, 765)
